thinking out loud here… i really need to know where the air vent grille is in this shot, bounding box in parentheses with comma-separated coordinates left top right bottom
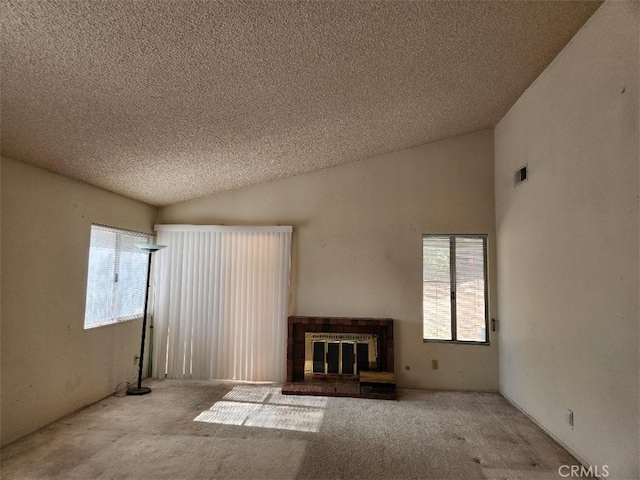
(515, 165, 528, 186)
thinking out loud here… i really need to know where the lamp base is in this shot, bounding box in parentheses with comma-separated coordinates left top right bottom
(126, 387, 151, 396)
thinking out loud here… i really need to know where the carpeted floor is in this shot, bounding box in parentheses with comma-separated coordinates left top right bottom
(0, 379, 584, 479)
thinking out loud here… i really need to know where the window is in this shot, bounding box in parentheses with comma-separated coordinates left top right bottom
(423, 235, 488, 343)
(84, 225, 152, 329)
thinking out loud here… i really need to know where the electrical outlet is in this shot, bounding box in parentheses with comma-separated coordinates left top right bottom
(432, 359, 439, 370)
(565, 409, 574, 427)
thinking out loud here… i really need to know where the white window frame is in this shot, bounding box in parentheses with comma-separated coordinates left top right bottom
(422, 234, 489, 344)
(83, 224, 152, 329)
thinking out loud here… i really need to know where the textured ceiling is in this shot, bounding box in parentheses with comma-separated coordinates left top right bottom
(1, 0, 602, 206)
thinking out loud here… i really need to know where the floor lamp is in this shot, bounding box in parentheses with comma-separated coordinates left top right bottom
(127, 243, 167, 396)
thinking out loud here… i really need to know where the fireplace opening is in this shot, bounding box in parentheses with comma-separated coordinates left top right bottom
(305, 333, 377, 380)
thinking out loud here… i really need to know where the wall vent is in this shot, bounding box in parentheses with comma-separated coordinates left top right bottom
(515, 164, 528, 186)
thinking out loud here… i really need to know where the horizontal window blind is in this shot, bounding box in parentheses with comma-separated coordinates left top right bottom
(423, 235, 488, 343)
(84, 225, 152, 329)
(454, 237, 487, 342)
(422, 236, 452, 341)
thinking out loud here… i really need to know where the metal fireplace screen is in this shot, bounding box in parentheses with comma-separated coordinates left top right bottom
(304, 332, 378, 379)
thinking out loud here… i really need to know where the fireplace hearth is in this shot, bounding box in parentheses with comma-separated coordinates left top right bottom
(284, 316, 395, 400)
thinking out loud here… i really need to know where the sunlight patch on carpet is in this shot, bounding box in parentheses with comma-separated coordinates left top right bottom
(222, 385, 281, 403)
(194, 386, 327, 433)
(268, 392, 328, 408)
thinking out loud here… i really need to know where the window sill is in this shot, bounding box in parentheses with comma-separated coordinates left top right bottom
(84, 315, 143, 330)
(423, 339, 490, 346)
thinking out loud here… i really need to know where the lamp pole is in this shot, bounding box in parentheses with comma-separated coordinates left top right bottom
(127, 244, 166, 396)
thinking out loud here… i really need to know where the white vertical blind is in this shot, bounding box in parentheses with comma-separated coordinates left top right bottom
(152, 225, 292, 382)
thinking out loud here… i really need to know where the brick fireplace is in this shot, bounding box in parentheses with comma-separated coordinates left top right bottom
(284, 316, 395, 399)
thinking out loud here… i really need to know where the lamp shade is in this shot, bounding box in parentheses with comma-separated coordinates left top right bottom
(136, 244, 167, 252)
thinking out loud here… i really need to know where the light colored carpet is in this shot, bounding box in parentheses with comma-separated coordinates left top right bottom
(0, 380, 583, 479)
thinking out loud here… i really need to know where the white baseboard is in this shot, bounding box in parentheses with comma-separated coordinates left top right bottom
(499, 390, 603, 478)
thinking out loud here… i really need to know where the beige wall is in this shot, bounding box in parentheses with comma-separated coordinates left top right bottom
(160, 129, 499, 391)
(0, 157, 157, 446)
(495, 2, 639, 478)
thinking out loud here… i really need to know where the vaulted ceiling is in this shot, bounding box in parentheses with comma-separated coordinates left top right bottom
(1, 0, 601, 206)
